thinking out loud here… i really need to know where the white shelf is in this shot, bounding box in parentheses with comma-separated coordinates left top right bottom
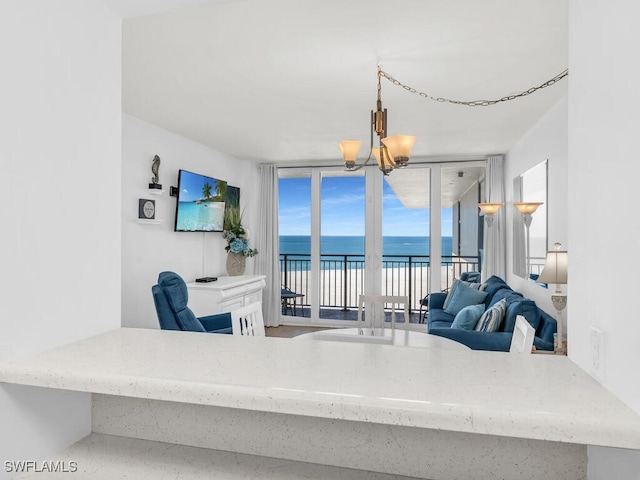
(147, 188, 164, 195)
(136, 218, 163, 225)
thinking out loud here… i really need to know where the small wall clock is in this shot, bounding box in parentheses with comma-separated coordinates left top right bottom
(138, 199, 156, 220)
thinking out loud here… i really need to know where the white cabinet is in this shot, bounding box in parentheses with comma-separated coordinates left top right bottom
(186, 275, 266, 317)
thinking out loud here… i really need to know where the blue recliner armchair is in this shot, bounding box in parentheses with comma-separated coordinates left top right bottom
(152, 271, 232, 334)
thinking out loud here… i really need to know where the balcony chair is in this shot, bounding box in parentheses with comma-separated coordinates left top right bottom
(281, 286, 305, 316)
(419, 271, 481, 324)
(152, 271, 233, 334)
(231, 302, 265, 337)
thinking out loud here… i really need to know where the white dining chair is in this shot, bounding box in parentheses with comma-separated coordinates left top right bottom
(231, 302, 265, 337)
(357, 295, 409, 337)
(510, 315, 535, 354)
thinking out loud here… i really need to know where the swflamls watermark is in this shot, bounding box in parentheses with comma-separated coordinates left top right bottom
(4, 460, 78, 473)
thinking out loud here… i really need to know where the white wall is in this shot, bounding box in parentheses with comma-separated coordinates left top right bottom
(569, 1, 640, 477)
(569, 0, 640, 414)
(121, 114, 260, 329)
(0, 1, 121, 478)
(505, 95, 569, 318)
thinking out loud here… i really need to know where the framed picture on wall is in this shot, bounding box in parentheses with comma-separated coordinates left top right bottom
(226, 185, 240, 210)
(138, 198, 156, 220)
(223, 185, 240, 230)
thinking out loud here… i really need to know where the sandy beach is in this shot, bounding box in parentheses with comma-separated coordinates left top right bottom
(283, 261, 477, 311)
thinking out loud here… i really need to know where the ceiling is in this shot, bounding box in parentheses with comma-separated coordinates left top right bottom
(116, 0, 569, 167)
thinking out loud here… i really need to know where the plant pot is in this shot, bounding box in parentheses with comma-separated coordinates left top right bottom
(226, 252, 246, 276)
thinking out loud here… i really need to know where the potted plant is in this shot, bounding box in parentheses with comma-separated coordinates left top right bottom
(223, 206, 258, 276)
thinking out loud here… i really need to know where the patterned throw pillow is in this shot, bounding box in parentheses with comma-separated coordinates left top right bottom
(475, 298, 507, 332)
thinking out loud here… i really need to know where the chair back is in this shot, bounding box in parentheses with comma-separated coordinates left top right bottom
(152, 284, 180, 330)
(231, 302, 265, 337)
(152, 271, 205, 332)
(460, 271, 481, 283)
(357, 295, 409, 336)
(510, 315, 535, 354)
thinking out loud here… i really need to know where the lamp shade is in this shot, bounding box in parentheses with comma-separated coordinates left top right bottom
(478, 203, 503, 215)
(339, 140, 362, 163)
(381, 135, 416, 159)
(371, 146, 395, 173)
(513, 202, 544, 215)
(537, 249, 568, 285)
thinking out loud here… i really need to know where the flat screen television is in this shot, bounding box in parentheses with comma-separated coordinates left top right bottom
(174, 169, 227, 232)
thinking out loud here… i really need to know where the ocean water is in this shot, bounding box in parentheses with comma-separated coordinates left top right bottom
(175, 201, 224, 232)
(280, 236, 453, 259)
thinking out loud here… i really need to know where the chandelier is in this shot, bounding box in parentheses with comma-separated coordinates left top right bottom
(339, 66, 568, 176)
(339, 67, 416, 175)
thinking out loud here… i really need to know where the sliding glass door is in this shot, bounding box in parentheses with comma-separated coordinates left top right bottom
(381, 167, 430, 313)
(278, 161, 484, 326)
(319, 172, 366, 320)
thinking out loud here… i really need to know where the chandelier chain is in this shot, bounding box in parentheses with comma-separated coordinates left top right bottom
(379, 68, 568, 107)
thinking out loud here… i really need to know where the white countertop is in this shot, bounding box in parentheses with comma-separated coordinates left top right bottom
(295, 327, 471, 350)
(1, 327, 640, 450)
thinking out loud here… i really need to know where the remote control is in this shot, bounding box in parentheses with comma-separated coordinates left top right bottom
(195, 277, 218, 283)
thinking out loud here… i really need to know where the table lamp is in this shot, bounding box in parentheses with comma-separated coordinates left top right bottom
(537, 243, 568, 354)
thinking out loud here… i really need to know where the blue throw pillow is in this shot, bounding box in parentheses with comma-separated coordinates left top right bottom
(442, 278, 461, 310)
(451, 304, 486, 330)
(443, 278, 485, 310)
(475, 298, 507, 332)
(443, 283, 488, 316)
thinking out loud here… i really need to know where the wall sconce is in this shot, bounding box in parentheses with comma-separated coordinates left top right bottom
(513, 202, 543, 226)
(537, 243, 568, 354)
(478, 203, 503, 227)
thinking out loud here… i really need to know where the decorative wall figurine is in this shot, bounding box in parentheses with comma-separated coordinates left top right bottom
(149, 154, 162, 189)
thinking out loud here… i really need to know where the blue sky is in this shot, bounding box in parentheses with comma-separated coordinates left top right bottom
(178, 169, 225, 202)
(279, 176, 453, 236)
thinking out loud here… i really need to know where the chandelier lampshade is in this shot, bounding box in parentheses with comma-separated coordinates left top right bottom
(339, 140, 363, 169)
(371, 146, 395, 175)
(381, 135, 416, 167)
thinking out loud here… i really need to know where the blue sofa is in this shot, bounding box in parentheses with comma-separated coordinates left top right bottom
(427, 275, 557, 352)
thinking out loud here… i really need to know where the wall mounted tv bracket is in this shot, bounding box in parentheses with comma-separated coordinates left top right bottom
(170, 186, 178, 197)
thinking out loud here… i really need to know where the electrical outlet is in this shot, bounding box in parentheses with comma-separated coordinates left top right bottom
(590, 327, 604, 380)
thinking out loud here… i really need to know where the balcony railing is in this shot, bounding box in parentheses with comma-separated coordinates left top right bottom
(280, 254, 480, 313)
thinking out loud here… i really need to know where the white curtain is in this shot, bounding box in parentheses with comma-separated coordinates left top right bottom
(482, 155, 506, 280)
(256, 164, 282, 327)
